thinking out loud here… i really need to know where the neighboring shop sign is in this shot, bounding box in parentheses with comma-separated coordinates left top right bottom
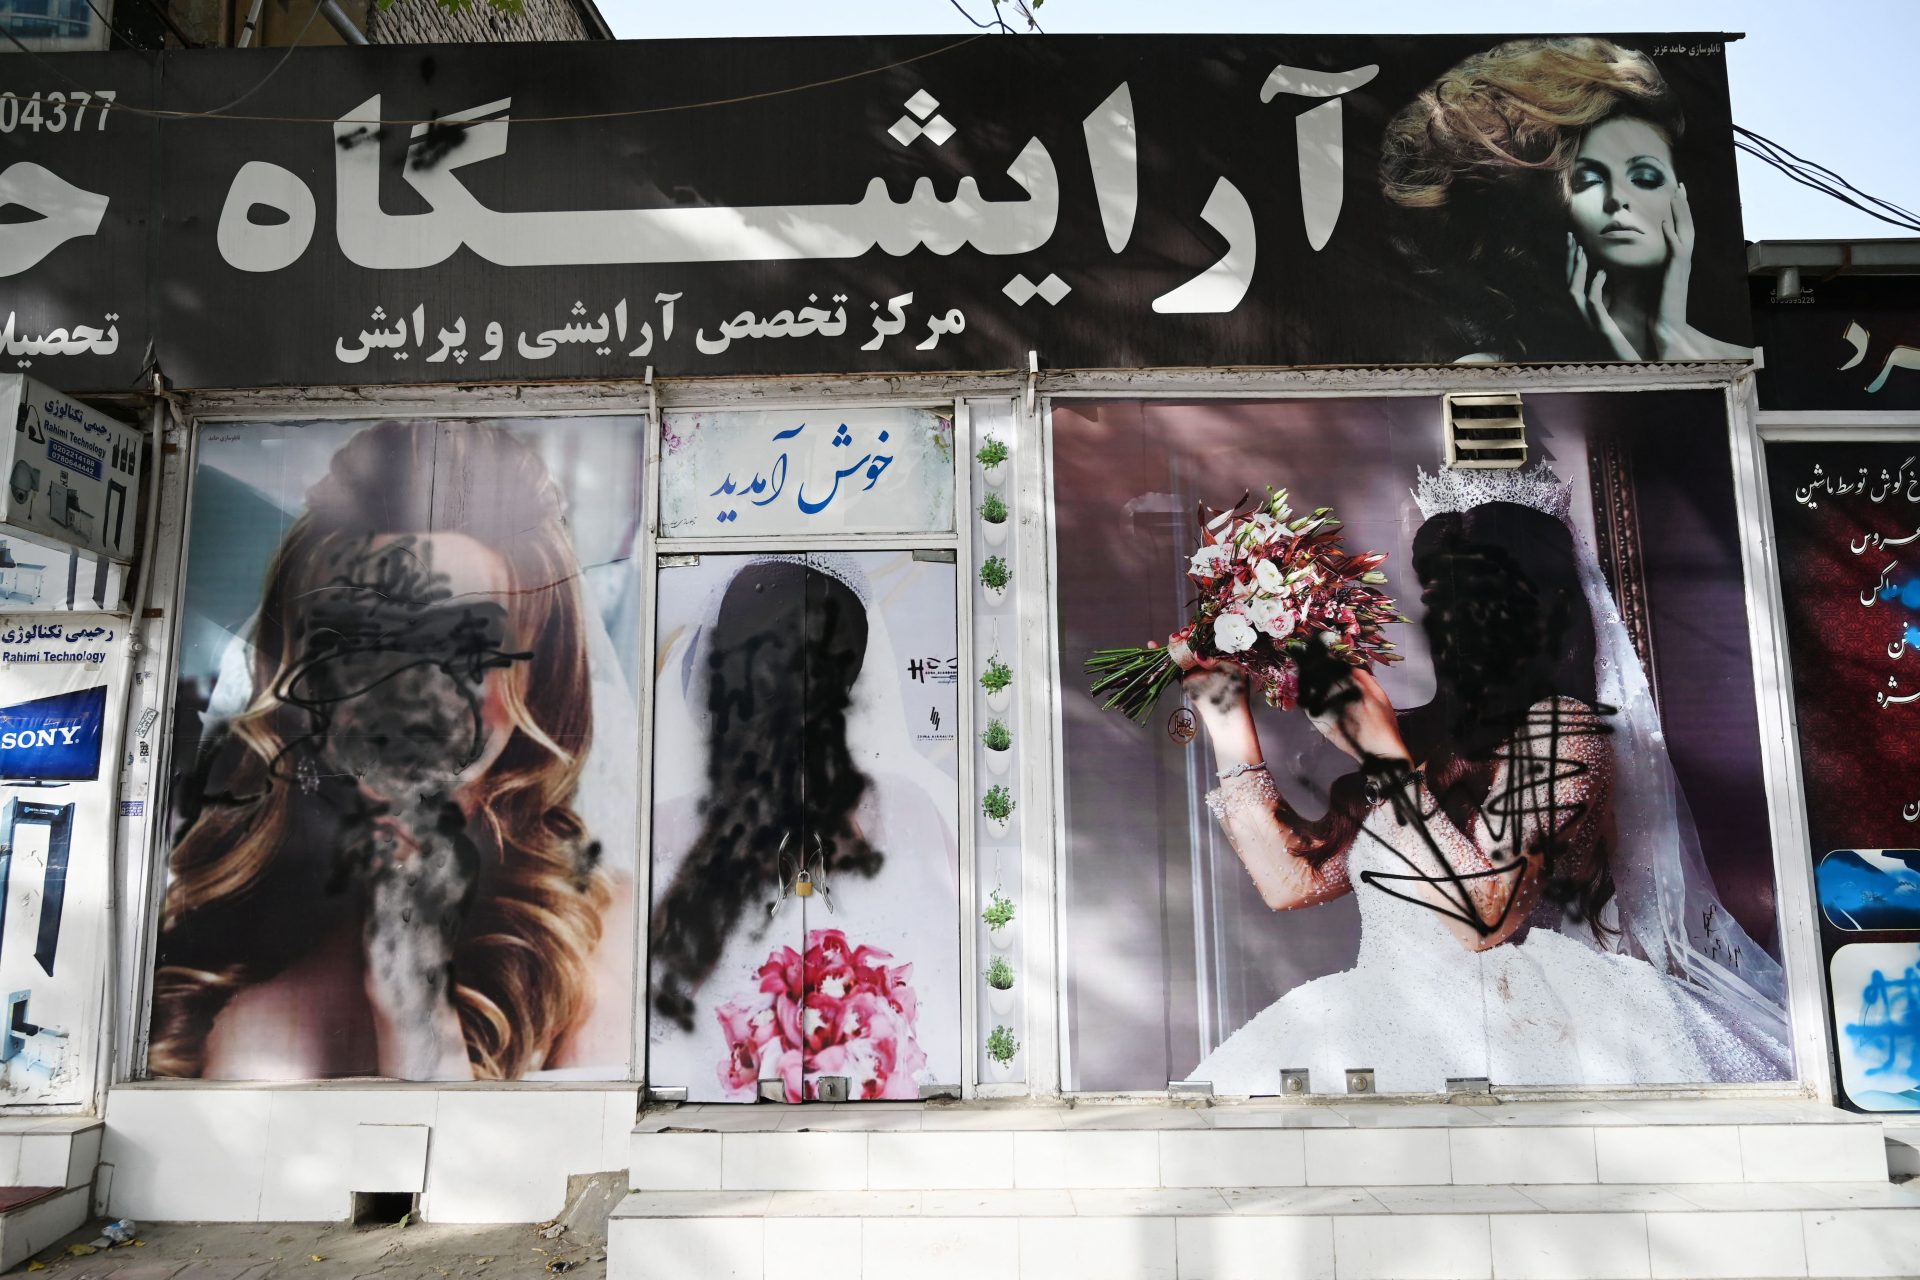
(1768, 441, 1920, 1112)
(0, 376, 143, 563)
(1752, 277, 1920, 412)
(0, 684, 107, 781)
(659, 407, 955, 537)
(0, 612, 124, 1106)
(1, 34, 1749, 390)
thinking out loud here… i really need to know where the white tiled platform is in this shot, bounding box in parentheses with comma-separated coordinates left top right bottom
(615, 1099, 1920, 1279)
(630, 1099, 1891, 1190)
(0, 1116, 103, 1271)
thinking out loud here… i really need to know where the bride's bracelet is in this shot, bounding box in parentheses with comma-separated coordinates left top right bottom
(1217, 761, 1269, 782)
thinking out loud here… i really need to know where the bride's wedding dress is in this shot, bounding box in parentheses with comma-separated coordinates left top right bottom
(1190, 713, 1790, 1096)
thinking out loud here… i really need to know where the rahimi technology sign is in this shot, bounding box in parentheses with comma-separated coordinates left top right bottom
(0, 375, 142, 563)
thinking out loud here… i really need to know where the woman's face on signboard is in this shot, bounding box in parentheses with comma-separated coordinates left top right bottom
(299, 531, 519, 800)
(1567, 116, 1678, 272)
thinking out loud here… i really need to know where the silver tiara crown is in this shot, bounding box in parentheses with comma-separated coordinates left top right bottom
(1411, 463, 1574, 524)
(740, 551, 873, 606)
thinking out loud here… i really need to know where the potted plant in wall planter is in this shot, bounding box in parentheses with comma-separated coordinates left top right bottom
(979, 492, 1010, 548)
(979, 555, 1011, 606)
(985, 955, 1016, 1017)
(981, 718, 1012, 776)
(982, 784, 1016, 839)
(982, 887, 1015, 951)
(981, 655, 1013, 714)
(986, 1025, 1020, 1081)
(977, 435, 1010, 489)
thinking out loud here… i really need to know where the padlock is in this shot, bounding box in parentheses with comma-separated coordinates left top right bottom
(796, 869, 814, 898)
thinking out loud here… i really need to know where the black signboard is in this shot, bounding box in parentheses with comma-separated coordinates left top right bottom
(1752, 275, 1920, 412)
(0, 34, 1750, 391)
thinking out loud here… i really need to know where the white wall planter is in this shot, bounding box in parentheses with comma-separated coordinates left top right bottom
(986, 1054, 1018, 1083)
(987, 923, 1013, 952)
(980, 461, 1006, 490)
(985, 745, 1011, 776)
(985, 814, 1012, 840)
(988, 984, 1016, 1017)
(985, 687, 1011, 714)
(982, 518, 1009, 548)
(981, 581, 1008, 607)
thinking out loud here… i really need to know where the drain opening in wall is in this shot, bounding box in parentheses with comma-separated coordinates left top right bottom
(351, 1191, 418, 1226)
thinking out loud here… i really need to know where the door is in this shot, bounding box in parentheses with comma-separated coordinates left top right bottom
(646, 550, 962, 1101)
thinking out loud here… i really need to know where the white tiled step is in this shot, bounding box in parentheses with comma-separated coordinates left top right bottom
(630, 1103, 1889, 1190)
(608, 1182, 1920, 1280)
(0, 1186, 90, 1272)
(0, 1117, 103, 1191)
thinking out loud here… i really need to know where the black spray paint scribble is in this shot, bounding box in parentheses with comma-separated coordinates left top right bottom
(184, 534, 531, 1065)
(278, 533, 530, 788)
(1353, 704, 1612, 938)
(287, 538, 528, 1034)
(1293, 499, 1614, 939)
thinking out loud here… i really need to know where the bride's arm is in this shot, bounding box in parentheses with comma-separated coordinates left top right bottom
(1187, 666, 1354, 911)
(1361, 697, 1612, 953)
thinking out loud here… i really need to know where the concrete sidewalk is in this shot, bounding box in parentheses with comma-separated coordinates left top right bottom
(6, 1218, 608, 1279)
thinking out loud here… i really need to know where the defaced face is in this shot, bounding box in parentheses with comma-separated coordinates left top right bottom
(291, 531, 523, 801)
(1567, 116, 1678, 272)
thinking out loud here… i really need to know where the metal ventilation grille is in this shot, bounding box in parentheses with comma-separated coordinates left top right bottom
(1443, 393, 1527, 470)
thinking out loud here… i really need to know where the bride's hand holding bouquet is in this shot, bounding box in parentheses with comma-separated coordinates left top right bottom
(1087, 488, 1407, 726)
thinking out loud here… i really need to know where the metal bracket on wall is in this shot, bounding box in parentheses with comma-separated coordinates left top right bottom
(1025, 350, 1039, 415)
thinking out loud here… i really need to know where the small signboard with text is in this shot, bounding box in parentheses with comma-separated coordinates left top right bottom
(0, 375, 142, 564)
(659, 407, 955, 537)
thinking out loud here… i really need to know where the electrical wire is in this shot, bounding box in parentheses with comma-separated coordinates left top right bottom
(0, 26, 986, 127)
(948, 0, 1042, 35)
(1735, 127, 1920, 228)
(1733, 124, 1920, 234)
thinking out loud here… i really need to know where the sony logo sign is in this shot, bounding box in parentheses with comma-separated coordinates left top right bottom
(0, 726, 85, 750)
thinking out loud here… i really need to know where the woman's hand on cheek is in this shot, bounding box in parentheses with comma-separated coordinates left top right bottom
(1653, 182, 1698, 357)
(1568, 234, 1642, 361)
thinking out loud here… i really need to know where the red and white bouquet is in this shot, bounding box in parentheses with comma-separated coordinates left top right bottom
(1086, 488, 1407, 722)
(716, 928, 928, 1103)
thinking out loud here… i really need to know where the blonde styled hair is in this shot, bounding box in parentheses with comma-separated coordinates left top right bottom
(1377, 38, 1683, 360)
(1381, 37, 1680, 209)
(149, 421, 610, 1080)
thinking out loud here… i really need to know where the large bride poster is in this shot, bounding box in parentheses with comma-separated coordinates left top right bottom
(1053, 393, 1792, 1093)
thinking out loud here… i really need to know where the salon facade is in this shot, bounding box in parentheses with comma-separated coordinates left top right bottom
(1, 30, 1910, 1243)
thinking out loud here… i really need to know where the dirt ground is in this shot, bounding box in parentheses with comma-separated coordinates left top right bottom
(7, 1217, 609, 1279)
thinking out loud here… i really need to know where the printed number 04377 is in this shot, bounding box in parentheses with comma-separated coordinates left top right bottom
(0, 91, 118, 133)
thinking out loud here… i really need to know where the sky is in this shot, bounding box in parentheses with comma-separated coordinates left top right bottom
(590, 0, 1920, 245)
